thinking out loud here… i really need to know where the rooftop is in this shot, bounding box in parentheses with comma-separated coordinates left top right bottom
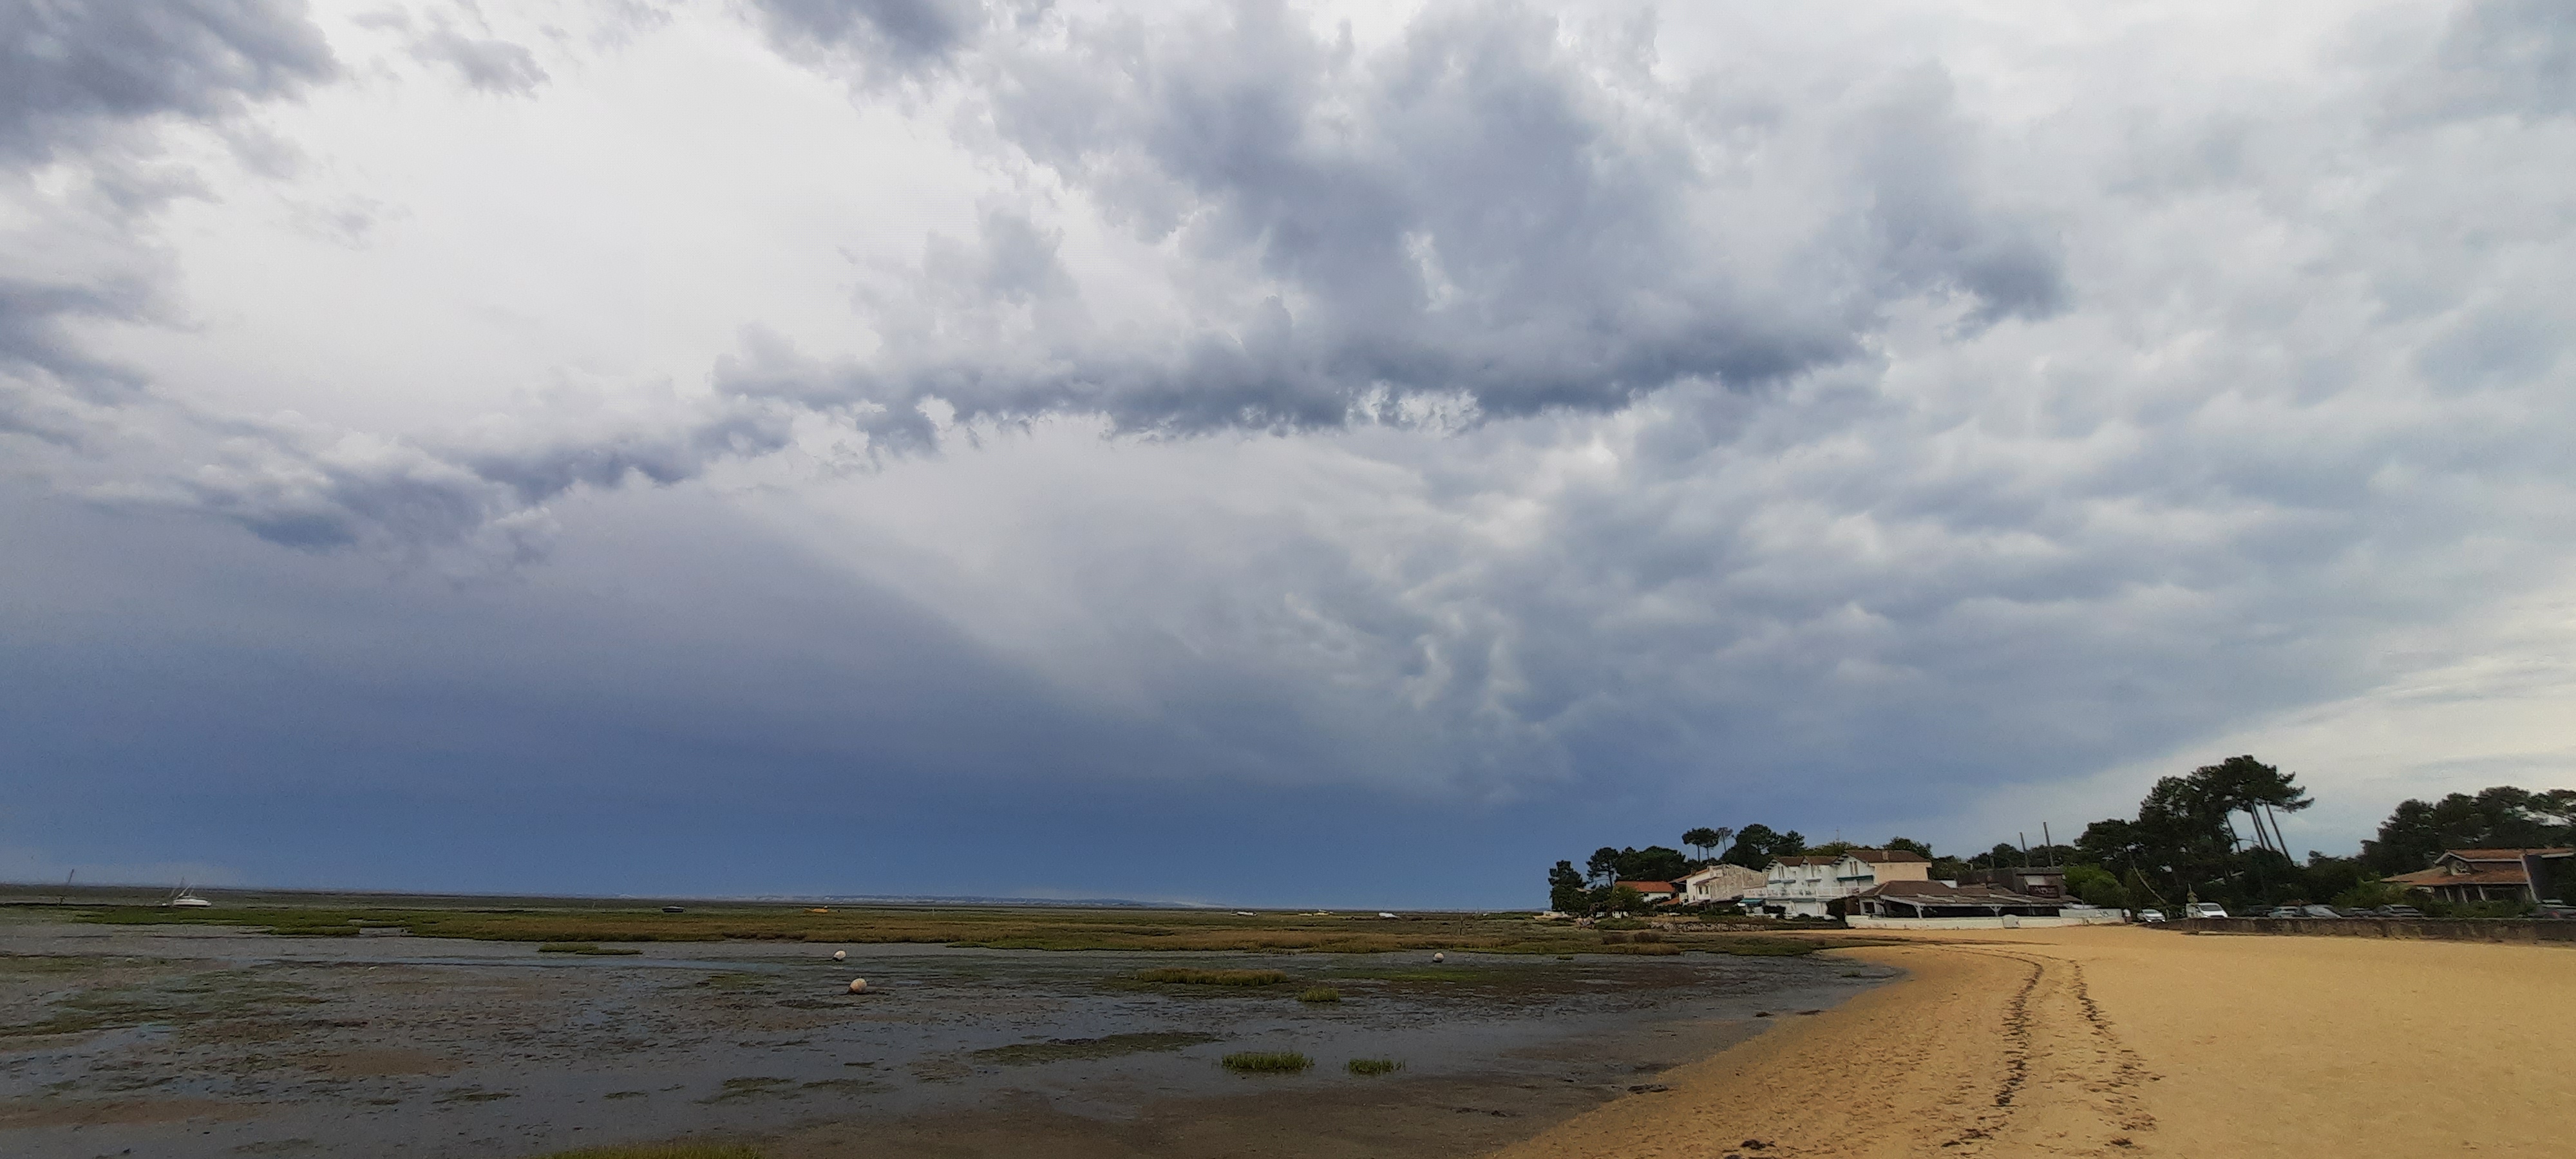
(2387, 866, 2536, 888)
(1857, 880, 2054, 904)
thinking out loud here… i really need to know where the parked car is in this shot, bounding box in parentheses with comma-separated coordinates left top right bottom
(2134, 909, 2165, 923)
(2369, 904, 2425, 918)
(2268, 905, 2306, 919)
(2183, 902, 2230, 919)
(2535, 899, 2575, 919)
(2301, 905, 2342, 918)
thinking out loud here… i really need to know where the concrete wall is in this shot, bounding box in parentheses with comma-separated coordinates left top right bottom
(2170, 917, 2576, 944)
(1846, 912, 2125, 930)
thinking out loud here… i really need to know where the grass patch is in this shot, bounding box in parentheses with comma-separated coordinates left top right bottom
(1, 970, 321, 1040)
(971, 1032, 1222, 1065)
(701, 1077, 797, 1103)
(1296, 986, 1341, 1003)
(798, 1077, 887, 1095)
(1345, 1058, 1404, 1076)
(1133, 968, 1289, 986)
(1221, 1051, 1312, 1073)
(535, 1147, 762, 1159)
(537, 943, 641, 956)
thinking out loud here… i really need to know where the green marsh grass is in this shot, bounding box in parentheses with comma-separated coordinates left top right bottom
(1296, 986, 1341, 1003)
(1345, 1058, 1404, 1076)
(701, 1077, 796, 1103)
(1221, 1051, 1312, 1073)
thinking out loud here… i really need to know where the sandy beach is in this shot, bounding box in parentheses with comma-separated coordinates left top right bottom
(1494, 926, 2573, 1158)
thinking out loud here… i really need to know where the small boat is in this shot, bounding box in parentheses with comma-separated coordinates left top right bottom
(166, 883, 213, 908)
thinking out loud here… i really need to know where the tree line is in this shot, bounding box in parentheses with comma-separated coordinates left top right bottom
(2070, 758, 2575, 912)
(1544, 757, 2576, 915)
(1544, 824, 1937, 913)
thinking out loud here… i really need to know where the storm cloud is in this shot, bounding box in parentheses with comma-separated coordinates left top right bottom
(737, 4, 2067, 449)
(5, 0, 2575, 901)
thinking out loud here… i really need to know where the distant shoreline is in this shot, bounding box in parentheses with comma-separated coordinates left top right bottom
(0, 881, 1539, 913)
(0, 881, 1190, 910)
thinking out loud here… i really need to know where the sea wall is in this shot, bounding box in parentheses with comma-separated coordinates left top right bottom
(1846, 912, 2126, 930)
(2171, 917, 2576, 944)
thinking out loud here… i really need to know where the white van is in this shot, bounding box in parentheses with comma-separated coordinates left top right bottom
(2183, 902, 2228, 919)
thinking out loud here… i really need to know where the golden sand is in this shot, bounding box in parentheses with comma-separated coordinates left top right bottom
(1491, 926, 2573, 1158)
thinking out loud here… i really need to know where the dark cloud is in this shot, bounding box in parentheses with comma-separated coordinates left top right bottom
(0, 0, 334, 164)
(0, 1, 330, 444)
(0, 276, 153, 426)
(731, 4, 2060, 449)
(746, 0, 985, 79)
(406, 26, 547, 95)
(2419, 0, 2576, 119)
(139, 395, 801, 554)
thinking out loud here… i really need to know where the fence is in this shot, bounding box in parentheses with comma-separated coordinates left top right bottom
(2169, 917, 2576, 944)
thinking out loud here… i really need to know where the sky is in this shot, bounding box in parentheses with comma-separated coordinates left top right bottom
(4, 0, 2573, 908)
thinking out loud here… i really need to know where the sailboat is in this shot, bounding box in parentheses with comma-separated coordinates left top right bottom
(165, 881, 213, 908)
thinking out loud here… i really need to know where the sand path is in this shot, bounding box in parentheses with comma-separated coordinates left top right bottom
(1492, 926, 2573, 1158)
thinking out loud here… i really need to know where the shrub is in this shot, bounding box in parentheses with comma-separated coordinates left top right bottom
(2063, 865, 2131, 910)
(1345, 1058, 1403, 1076)
(1221, 1051, 1312, 1073)
(2331, 878, 2416, 910)
(1296, 986, 1341, 1003)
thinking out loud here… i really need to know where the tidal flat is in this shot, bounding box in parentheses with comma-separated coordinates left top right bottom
(0, 902, 1892, 1158)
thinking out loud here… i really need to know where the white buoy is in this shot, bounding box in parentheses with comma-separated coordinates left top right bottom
(1433, 952, 1445, 963)
(848, 977, 868, 994)
(833, 950, 848, 961)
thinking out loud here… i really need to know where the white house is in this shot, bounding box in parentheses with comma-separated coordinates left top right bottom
(1680, 862, 1766, 904)
(1748, 849, 1933, 918)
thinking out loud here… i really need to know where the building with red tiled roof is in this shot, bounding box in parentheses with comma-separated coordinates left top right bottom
(2384, 848, 2573, 904)
(1609, 880, 1682, 907)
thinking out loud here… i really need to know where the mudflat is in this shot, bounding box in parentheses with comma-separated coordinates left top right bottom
(1495, 925, 2576, 1158)
(0, 911, 1884, 1158)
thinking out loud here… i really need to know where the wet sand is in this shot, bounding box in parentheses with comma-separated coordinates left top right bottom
(1495, 925, 2576, 1158)
(0, 918, 1882, 1158)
